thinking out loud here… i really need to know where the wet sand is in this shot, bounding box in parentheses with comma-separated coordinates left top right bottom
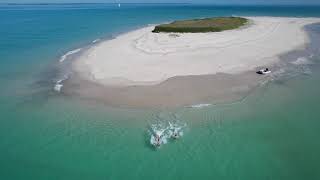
(64, 71, 266, 108)
(64, 17, 320, 108)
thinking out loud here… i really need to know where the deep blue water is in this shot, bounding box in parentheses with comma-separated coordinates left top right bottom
(1, 4, 320, 91)
(1, 4, 320, 180)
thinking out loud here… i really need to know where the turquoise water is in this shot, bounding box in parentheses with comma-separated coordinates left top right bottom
(1, 4, 320, 179)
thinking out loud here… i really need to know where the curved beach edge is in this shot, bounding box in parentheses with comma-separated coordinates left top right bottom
(62, 16, 320, 108)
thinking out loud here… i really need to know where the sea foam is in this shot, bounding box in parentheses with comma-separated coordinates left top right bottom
(291, 57, 312, 65)
(59, 48, 82, 62)
(54, 83, 63, 92)
(189, 103, 212, 108)
(53, 75, 69, 92)
(92, 39, 100, 43)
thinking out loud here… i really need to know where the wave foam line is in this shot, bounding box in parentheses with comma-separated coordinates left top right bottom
(291, 56, 312, 65)
(92, 39, 100, 43)
(188, 104, 212, 108)
(59, 48, 82, 63)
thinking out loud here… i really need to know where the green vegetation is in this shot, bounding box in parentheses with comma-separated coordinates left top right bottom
(152, 17, 248, 33)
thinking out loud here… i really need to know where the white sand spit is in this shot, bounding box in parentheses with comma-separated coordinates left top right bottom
(74, 17, 320, 86)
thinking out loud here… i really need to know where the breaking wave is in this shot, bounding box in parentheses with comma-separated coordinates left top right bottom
(53, 75, 69, 92)
(92, 39, 100, 43)
(188, 103, 212, 108)
(59, 48, 82, 63)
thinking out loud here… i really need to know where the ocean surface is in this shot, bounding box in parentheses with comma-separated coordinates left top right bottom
(1, 4, 320, 179)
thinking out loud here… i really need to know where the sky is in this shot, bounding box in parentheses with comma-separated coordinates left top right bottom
(1, 0, 320, 5)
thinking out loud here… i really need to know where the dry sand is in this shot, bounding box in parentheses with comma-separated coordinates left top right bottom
(67, 17, 320, 108)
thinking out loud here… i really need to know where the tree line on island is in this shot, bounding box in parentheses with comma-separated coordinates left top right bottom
(152, 17, 248, 33)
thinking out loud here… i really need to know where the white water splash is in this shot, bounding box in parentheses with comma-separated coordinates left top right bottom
(149, 121, 187, 148)
(167, 121, 187, 139)
(149, 123, 169, 148)
(54, 83, 63, 92)
(53, 75, 69, 92)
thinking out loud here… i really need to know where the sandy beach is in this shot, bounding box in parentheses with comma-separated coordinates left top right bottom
(67, 17, 320, 107)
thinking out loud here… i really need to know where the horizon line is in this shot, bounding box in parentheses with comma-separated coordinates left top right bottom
(1, 2, 320, 6)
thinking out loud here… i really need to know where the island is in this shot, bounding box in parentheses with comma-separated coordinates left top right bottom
(67, 17, 320, 107)
(152, 17, 248, 33)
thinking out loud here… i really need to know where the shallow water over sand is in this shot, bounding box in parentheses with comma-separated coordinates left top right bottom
(1, 4, 320, 180)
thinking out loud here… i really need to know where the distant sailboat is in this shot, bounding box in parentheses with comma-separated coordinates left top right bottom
(118, 3, 121, 8)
